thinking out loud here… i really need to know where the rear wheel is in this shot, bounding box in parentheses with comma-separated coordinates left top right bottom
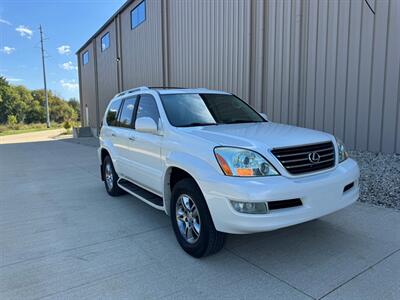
(102, 156, 124, 196)
(170, 178, 225, 257)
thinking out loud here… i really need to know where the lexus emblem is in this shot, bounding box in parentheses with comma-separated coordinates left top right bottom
(308, 152, 321, 163)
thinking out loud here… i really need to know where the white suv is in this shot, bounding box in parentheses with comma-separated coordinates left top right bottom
(99, 87, 359, 257)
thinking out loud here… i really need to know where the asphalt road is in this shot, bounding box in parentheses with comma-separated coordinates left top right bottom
(0, 136, 399, 299)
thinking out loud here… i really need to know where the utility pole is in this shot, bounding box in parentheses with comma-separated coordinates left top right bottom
(39, 25, 50, 128)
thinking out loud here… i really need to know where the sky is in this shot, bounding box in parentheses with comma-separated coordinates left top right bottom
(0, 0, 126, 101)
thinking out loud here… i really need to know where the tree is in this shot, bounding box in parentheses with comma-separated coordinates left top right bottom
(0, 78, 80, 125)
(68, 98, 80, 121)
(0, 83, 26, 123)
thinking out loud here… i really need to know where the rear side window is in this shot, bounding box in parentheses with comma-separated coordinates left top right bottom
(119, 97, 137, 128)
(135, 94, 160, 126)
(106, 99, 122, 126)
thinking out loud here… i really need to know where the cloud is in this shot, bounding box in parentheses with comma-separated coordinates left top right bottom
(59, 61, 77, 71)
(15, 25, 33, 39)
(6, 77, 23, 82)
(0, 18, 11, 26)
(0, 46, 15, 54)
(60, 79, 78, 90)
(57, 45, 71, 55)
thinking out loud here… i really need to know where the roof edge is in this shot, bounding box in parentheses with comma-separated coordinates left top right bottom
(75, 0, 134, 55)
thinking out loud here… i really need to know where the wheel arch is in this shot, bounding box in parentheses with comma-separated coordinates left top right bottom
(163, 166, 200, 216)
(99, 147, 111, 181)
(100, 148, 110, 163)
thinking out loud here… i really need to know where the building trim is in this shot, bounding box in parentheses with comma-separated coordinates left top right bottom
(93, 39, 100, 135)
(77, 49, 84, 126)
(76, 0, 135, 54)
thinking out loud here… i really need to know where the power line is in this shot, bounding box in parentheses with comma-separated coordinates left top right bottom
(39, 25, 50, 128)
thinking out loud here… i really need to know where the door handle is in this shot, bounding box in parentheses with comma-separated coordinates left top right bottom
(129, 136, 136, 141)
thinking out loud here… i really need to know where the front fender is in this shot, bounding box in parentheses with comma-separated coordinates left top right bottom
(165, 151, 220, 183)
(163, 151, 221, 215)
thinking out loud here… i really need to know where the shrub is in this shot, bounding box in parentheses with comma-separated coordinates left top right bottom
(7, 115, 18, 129)
(63, 120, 72, 130)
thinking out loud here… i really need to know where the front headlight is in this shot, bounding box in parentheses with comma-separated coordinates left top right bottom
(336, 138, 349, 163)
(214, 147, 279, 176)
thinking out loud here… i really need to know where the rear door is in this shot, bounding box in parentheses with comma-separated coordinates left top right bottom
(114, 96, 138, 177)
(126, 94, 163, 194)
(103, 98, 123, 171)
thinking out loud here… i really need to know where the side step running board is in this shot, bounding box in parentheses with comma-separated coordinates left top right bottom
(117, 179, 164, 210)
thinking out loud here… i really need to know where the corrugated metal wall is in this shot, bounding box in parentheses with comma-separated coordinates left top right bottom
(291, 0, 400, 153)
(95, 22, 119, 121)
(119, 0, 164, 89)
(168, 0, 252, 100)
(77, 0, 400, 153)
(79, 42, 98, 129)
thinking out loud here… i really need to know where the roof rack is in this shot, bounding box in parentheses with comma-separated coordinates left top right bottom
(148, 86, 187, 90)
(114, 86, 149, 98)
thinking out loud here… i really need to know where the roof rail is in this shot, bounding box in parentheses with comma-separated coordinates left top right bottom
(148, 86, 187, 90)
(114, 86, 149, 98)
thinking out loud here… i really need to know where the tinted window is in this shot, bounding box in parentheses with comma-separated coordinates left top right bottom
(119, 97, 137, 128)
(136, 94, 160, 126)
(131, 0, 146, 29)
(160, 94, 265, 127)
(101, 32, 110, 52)
(106, 99, 122, 126)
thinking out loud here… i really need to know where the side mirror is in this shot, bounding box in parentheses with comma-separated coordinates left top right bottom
(135, 117, 158, 134)
(260, 113, 268, 120)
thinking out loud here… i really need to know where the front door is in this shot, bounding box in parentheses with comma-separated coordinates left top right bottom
(127, 94, 163, 194)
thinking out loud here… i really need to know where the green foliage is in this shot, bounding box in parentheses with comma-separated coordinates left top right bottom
(0, 76, 80, 125)
(7, 115, 17, 128)
(67, 98, 80, 120)
(63, 120, 72, 130)
(0, 122, 63, 136)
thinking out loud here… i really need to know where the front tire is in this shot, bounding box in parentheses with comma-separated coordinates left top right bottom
(170, 178, 225, 258)
(102, 156, 124, 196)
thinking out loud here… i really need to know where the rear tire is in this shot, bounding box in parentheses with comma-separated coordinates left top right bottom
(170, 178, 225, 258)
(102, 156, 125, 196)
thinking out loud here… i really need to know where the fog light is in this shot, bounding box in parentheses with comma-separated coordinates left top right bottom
(230, 200, 268, 214)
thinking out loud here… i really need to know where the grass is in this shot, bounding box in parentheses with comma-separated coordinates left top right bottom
(0, 123, 63, 136)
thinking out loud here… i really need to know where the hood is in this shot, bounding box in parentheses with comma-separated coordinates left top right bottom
(183, 122, 334, 151)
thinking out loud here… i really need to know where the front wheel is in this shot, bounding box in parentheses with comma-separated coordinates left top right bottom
(170, 178, 225, 258)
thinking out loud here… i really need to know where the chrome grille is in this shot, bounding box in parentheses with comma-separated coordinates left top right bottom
(271, 141, 335, 175)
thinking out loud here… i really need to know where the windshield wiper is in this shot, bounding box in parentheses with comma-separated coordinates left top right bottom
(179, 122, 218, 127)
(224, 120, 262, 124)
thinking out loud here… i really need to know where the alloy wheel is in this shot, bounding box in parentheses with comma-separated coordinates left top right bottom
(176, 194, 201, 244)
(105, 163, 114, 190)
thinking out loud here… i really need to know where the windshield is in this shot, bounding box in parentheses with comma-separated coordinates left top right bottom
(160, 93, 265, 127)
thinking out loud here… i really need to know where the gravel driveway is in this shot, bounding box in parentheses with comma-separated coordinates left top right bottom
(350, 151, 400, 210)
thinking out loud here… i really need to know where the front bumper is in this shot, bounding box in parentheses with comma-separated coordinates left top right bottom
(199, 158, 359, 234)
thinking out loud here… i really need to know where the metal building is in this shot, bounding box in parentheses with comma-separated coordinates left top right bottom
(77, 0, 400, 153)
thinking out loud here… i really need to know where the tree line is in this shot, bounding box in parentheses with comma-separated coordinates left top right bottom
(0, 76, 80, 125)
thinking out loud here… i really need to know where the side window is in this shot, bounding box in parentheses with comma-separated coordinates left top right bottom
(101, 32, 110, 52)
(119, 97, 137, 128)
(106, 99, 122, 126)
(131, 0, 146, 29)
(135, 94, 160, 126)
(82, 51, 89, 65)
